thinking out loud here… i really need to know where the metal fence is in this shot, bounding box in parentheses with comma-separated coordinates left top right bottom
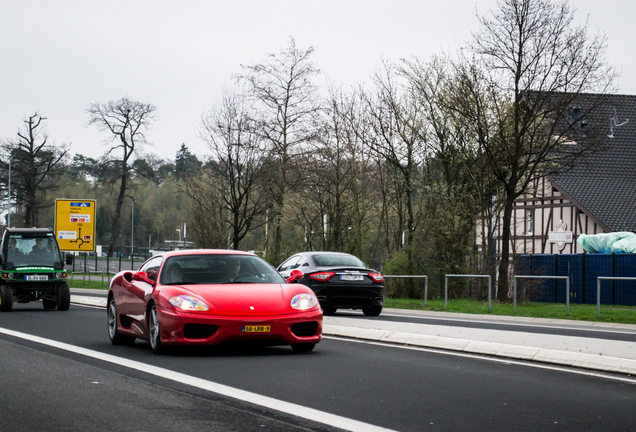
(445, 274, 492, 312)
(68, 252, 152, 288)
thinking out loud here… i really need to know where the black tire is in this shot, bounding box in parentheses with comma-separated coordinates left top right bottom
(43, 298, 56, 309)
(148, 303, 167, 354)
(108, 297, 136, 346)
(0, 285, 13, 312)
(322, 307, 337, 316)
(56, 283, 71, 311)
(362, 305, 382, 317)
(291, 343, 316, 353)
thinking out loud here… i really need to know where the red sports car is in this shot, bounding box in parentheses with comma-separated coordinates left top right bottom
(107, 250, 322, 354)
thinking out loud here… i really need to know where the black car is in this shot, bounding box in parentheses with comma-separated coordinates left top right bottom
(277, 252, 384, 316)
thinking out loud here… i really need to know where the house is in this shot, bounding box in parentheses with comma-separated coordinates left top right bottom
(499, 93, 636, 256)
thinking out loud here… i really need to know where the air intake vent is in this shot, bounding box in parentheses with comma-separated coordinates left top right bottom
(183, 324, 218, 339)
(290, 321, 319, 337)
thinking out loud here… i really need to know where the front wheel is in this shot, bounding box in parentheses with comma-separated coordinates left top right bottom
(291, 343, 315, 353)
(56, 283, 71, 311)
(148, 303, 167, 355)
(0, 285, 13, 312)
(362, 305, 382, 317)
(322, 307, 337, 316)
(108, 297, 135, 346)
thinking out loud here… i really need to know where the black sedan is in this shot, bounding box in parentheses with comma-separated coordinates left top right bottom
(277, 252, 384, 316)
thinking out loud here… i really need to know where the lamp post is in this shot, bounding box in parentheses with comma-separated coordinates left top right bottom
(131, 200, 134, 257)
(124, 196, 135, 258)
(7, 159, 12, 228)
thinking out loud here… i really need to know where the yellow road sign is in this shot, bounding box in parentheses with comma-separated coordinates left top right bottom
(54, 199, 96, 252)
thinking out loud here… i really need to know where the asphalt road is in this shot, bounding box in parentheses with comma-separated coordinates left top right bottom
(1, 302, 635, 432)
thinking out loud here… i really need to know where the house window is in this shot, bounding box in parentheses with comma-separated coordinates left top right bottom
(526, 210, 534, 235)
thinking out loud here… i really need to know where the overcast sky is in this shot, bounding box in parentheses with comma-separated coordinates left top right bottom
(2, 0, 634, 162)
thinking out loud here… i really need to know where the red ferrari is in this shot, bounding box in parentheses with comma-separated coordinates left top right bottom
(107, 250, 322, 354)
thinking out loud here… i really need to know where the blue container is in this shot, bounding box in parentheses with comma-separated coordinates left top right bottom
(614, 254, 636, 306)
(584, 254, 613, 305)
(556, 254, 583, 304)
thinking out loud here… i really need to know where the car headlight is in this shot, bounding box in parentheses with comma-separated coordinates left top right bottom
(168, 295, 209, 311)
(291, 293, 318, 311)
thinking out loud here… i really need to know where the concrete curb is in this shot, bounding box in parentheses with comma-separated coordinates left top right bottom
(323, 324, 636, 376)
(71, 296, 636, 376)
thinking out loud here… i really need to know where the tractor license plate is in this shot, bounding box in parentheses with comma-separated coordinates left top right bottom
(26, 275, 48, 281)
(340, 274, 363, 281)
(242, 325, 270, 333)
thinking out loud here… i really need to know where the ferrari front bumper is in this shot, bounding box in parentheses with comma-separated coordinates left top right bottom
(156, 306, 323, 346)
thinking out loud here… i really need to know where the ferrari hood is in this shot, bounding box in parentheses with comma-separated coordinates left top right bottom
(180, 283, 286, 314)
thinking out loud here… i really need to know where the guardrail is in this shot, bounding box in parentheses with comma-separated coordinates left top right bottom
(513, 275, 570, 314)
(383, 275, 429, 305)
(445, 274, 492, 312)
(596, 277, 636, 317)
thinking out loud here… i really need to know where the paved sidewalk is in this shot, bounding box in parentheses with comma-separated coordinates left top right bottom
(71, 294, 636, 376)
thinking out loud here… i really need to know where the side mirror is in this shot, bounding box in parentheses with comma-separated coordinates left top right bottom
(132, 271, 156, 286)
(286, 269, 304, 283)
(65, 254, 74, 265)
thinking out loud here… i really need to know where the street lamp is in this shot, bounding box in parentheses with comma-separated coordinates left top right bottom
(124, 196, 135, 258)
(7, 159, 12, 228)
(176, 229, 181, 250)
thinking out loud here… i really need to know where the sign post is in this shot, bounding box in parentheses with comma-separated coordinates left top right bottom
(54, 199, 96, 252)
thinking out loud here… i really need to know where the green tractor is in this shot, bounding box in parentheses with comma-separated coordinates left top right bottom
(0, 228, 74, 312)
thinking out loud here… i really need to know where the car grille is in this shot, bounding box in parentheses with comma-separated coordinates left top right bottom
(183, 324, 218, 339)
(290, 321, 319, 337)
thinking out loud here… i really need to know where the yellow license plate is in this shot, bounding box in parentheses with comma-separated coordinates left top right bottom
(242, 325, 270, 333)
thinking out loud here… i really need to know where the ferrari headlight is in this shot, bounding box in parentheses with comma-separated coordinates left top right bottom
(168, 295, 209, 311)
(291, 293, 318, 311)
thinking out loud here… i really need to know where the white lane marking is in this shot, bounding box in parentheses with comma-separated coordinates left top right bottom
(324, 336, 636, 385)
(0, 327, 395, 432)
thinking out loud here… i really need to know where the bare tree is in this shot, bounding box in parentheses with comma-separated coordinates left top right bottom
(400, 56, 484, 294)
(466, 0, 616, 300)
(87, 97, 156, 256)
(196, 91, 269, 250)
(234, 37, 321, 262)
(361, 61, 427, 276)
(326, 85, 383, 262)
(180, 170, 229, 249)
(0, 113, 69, 227)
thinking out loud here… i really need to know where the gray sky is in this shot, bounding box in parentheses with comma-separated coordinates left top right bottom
(1, 0, 634, 162)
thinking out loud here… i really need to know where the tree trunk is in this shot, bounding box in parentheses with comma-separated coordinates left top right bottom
(497, 195, 515, 301)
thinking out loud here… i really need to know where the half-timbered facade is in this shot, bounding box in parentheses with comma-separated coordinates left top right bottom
(490, 93, 636, 257)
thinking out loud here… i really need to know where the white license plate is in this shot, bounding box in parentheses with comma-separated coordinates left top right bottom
(340, 274, 364, 281)
(26, 275, 48, 281)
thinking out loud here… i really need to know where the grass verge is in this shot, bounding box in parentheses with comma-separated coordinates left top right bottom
(68, 274, 110, 290)
(385, 297, 636, 325)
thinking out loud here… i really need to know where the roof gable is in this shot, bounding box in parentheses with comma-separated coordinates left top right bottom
(550, 93, 636, 232)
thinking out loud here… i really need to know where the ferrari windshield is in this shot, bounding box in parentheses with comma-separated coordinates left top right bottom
(5, 232, 62, 267)
(160, 254, 287, 285)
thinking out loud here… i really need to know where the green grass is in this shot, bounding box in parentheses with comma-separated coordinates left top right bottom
(385, 297, 636, 325)
(68, 274, 110, 290)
